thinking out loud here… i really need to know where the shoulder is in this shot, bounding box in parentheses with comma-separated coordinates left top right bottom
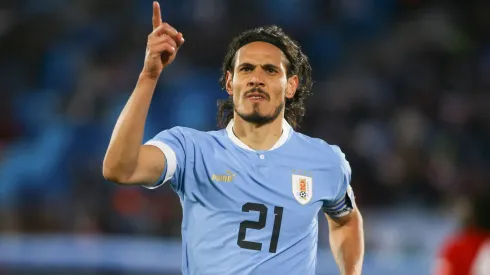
(165, 126, 225, 138)
(291, 131, 352, 184)
(160, 126, 227, 148)
(292, 131, 349, 165)
(165, 126, 201, 136)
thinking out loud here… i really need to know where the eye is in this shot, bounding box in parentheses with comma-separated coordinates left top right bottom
(266, 68, 277, 73)
(240, 67, 252, 72)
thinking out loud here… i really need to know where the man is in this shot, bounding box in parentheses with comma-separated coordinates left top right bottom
(434, 191, 490, 275)
(103, 1, 364, 274)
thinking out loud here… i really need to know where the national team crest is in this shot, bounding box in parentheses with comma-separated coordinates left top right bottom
(292, 174, 313, 205)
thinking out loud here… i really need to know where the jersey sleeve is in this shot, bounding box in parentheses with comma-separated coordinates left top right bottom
(322, 145, 356, 218)
(142, 127, 187, 191)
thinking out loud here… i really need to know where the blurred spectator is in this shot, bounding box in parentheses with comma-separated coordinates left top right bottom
(434, 190, 490, 275)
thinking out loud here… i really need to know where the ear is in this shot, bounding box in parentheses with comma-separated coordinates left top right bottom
(286, 75, 299, 99)
(226, 71, 233, 96)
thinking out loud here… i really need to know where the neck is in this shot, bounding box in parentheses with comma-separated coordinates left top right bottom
(232, 113, 284, 151)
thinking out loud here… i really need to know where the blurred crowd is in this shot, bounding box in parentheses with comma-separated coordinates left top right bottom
(0, 0, 489, 240)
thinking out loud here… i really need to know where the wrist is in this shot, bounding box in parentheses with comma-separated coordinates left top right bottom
(139, 71, 161, 82)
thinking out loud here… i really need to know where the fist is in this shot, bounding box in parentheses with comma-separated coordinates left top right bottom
(143, 1, 185, 79)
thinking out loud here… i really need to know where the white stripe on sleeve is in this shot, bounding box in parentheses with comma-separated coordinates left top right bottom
(143, 140, 177, 189)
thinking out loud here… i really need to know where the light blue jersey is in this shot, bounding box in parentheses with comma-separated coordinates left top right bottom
(144, 119, 355, 275)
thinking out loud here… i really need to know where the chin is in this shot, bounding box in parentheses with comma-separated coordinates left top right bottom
(236, 110, 278, 126)
(242, 108, 269, 118)
(235, 101, 284, 125)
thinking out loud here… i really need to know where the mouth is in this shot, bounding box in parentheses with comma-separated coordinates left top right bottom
(245, 92, 268, 102)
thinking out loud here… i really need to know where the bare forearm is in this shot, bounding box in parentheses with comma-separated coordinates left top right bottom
(103, 73, 158, 180)
(329, 210, 364, 275)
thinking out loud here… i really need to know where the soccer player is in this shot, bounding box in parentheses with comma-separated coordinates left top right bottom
(103, 2, 364, 274)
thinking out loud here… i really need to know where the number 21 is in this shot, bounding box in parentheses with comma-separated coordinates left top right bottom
(237, 202, 284, 253)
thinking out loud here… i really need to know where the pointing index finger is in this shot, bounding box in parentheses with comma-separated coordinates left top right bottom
(152, 1, 162, 30)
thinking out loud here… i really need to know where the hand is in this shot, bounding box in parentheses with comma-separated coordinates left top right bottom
(142, 1, 185, 79)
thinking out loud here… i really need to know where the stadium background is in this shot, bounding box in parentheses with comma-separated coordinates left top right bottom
(0, 0, 489, 274)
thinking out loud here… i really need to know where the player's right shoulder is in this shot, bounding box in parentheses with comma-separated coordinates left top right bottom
(141, 126, 212, 189)
(157, 126, 204, 139)
(176, 125, 222, 135)
(153, 126, 226, 145)
(164, 125, 194, 135)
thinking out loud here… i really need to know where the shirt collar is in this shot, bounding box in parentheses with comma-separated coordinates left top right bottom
(225, 118, 292, 151)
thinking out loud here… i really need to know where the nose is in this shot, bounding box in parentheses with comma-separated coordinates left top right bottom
(247, 74, 265, 87)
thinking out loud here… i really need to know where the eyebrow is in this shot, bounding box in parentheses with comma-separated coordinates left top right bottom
(237, 62, 281, 70)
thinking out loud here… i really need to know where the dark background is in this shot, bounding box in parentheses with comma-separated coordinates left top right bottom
(1, 0, 489, 274)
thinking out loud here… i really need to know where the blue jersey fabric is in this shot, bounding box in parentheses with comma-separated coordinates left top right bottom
(144, 119, 355, 275)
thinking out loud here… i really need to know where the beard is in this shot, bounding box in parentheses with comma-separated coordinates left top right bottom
(235, 101, 284, 127)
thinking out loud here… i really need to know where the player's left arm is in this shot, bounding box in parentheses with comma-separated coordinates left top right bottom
(325, 205, 364, 275)
(323, 145, 364, 275)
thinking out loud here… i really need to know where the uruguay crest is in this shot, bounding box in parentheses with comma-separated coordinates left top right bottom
(292, 174, 313, 205)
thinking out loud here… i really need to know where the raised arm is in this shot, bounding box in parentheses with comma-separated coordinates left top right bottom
(102, 1, 185, 185)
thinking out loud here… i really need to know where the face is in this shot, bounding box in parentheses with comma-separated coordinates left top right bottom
(226, 41, 298, 125)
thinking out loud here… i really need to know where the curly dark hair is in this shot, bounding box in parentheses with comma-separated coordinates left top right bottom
(217, 25, 313, 129)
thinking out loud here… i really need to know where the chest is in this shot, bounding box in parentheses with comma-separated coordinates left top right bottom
(182, 146, 339, 220)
